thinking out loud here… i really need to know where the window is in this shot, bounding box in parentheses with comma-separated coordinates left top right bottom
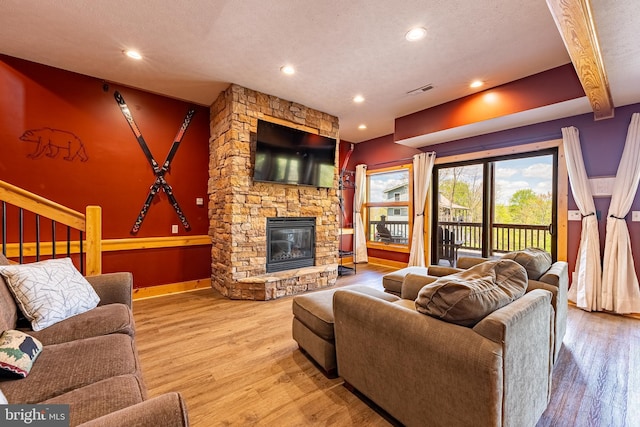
(365, 165, 412, 250)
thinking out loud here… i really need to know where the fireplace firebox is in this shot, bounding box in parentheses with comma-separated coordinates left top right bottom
(266, 217, 315, 273)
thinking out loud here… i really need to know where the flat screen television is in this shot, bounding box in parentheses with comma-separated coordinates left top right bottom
(253, 119, 337, 188)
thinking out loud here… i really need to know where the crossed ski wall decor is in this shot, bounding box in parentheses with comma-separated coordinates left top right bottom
(114, 91, 196, 234)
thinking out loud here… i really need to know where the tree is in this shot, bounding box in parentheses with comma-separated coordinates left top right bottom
(508, 189, 551, 225)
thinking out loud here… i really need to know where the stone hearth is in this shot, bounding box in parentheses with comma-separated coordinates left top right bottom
(208, 84, 340, 300)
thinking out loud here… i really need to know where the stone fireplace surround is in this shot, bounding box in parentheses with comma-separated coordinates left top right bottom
(208, 84, 340, 300)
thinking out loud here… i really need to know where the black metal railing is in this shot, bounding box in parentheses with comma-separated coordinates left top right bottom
(1, 201, 85, 274)
(439, 221, 552, 253)
(365, 218, 552, 253)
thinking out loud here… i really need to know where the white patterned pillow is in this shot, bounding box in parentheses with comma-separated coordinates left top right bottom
(0, 258, 100, 331)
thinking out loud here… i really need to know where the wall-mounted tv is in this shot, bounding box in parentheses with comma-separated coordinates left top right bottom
(253, 119, 337, 188)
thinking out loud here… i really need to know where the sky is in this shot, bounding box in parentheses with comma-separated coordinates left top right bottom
(367, 153, 553, 205)
(494, 155, 553, 204)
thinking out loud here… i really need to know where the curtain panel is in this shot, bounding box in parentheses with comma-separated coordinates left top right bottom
(408, 152, 436, 267)
(353, 164, 368, 263)
(562, 126, 602, 311)
(601, 113, 640, 314)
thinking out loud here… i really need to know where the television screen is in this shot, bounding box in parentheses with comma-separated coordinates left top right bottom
(253, 119, 337, 188)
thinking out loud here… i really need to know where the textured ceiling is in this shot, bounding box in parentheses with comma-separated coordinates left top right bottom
(0, 0, 638, 143)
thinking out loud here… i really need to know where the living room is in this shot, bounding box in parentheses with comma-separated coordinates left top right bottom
(1, 1, 639, 426)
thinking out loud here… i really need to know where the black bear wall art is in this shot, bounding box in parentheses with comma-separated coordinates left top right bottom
(19, 128, 88, 162)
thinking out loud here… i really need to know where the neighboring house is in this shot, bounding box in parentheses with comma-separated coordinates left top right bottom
(382, 183, 409, 222)
(438, 193, 470, 222)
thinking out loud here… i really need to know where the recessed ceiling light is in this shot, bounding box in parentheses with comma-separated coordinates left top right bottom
(470, 80, 484, 88)
(280, 65, 295, 75)
(353, 95, 365, 103)
(405, 27, 427, 42)
(358, 124, 367, 130)
(124, 50, 142, 60)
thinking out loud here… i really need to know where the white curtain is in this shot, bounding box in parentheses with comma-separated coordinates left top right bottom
(562, 127, 602, 311)
(601, 113, 640, 314)
(408, 152, 436, 266)
(353, 164, 368, 263)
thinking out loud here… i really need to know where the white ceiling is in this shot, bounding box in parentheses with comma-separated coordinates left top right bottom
(1, 0, 638, 144)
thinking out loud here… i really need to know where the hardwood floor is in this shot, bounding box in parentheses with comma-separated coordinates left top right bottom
(133, 264, 640, 426)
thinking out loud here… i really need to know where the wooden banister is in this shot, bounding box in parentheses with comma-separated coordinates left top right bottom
(0, 179, 102, 275)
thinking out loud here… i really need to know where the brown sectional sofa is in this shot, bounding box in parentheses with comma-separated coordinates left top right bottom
(0, 254, 189, 427)
(382, 253, 568, 363)
(293, 258, 555, 426)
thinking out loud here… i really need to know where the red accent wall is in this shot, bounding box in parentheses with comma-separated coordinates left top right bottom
(0, 55, 211, 288)
(355, 101, 640, 281)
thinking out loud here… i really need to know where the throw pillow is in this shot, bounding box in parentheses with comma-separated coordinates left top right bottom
(0, 258, 100, 331)
(415, 259, 528, 327)
(502, 247, 552, 280)
(0, 330, 43, 378)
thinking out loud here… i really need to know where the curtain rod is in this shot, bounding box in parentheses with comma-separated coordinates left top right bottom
(360, 151, 434, 168)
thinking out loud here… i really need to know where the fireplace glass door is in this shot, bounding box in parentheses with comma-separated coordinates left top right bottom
(266, 217, 315, 272)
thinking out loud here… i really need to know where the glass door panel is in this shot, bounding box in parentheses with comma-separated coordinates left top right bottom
(492, 155, 555, 258)
(433, 164, 484, 266)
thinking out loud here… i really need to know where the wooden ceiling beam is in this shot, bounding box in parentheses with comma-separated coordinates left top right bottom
(546, 0, 614, 120)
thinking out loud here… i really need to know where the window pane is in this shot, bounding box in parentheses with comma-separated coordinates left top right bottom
(368, 170, 409, 202)
(493, 155, 553, 254)
(367, 207, 409, 245)
(436, 164, 483, 265)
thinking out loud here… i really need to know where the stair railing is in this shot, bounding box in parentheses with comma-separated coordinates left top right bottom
(0, 179, 101, 275)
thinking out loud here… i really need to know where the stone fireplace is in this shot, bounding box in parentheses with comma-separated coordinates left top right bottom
(208, 84, 339, 300)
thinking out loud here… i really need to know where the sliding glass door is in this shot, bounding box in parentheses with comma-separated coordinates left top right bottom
(431, 150, 557, 266)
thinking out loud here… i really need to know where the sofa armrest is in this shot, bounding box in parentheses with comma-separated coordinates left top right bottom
(473, 289, 554, 425)
(77, 392, 189, 427)
(400, 273, 437, 300)
(529, 262, 568, 363)
(456, 256, 488, 269)
(86, 272, 133, 308)
(426, 265, 462, 277)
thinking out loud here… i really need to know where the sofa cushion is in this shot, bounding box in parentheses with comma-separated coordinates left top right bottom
(0, 330, 43, 378)
(26, 303, 135, 346)
(0, 334, 140, 403)
(501, 248, 552, 280)
(415, 259, 528, 326)
(41, 375, 145, 426)
(0, 258, 100, 331)
(401, 273, 437, 300)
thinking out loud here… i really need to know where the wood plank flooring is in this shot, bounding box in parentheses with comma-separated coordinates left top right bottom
(133, 264, 640, 426)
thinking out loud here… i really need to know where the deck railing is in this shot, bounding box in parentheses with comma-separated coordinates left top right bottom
(369, 220, 409, 244)
(440, 221, 552, 253)
(0, 179, 102, 275)
(367, 218, 552, 253)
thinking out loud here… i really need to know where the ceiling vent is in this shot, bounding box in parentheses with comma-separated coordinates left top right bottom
(406, 83, 434, 96)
